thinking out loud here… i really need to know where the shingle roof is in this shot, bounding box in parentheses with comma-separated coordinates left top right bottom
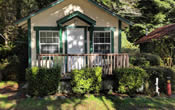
(135, 24, 175, 44)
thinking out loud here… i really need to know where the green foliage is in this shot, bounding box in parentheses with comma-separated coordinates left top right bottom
(0, 55, 21, 81)
(0, 30, 28, 82)
(114, 67, 147, 95)
(71, 67, 102, 94)
(130, 57, 150, 67)
(0, 45, 14, 62)
(127, 24, 148, 43)
(140, 39, 175, 59)
(141, 53, 164, 66)
(130, 53, 164, 67)
(26, 67, 61, 97)
(154, 12, 166, 23)
(121, 32, 139, 53)
(143, 66, 175, 94)
(125, 0, 175, 58)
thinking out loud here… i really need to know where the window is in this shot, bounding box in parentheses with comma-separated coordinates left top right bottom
(39, 31, 59, 54)
(93, 31, 111, 53)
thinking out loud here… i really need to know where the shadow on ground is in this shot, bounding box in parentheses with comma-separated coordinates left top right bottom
(1, 85, 175, 110)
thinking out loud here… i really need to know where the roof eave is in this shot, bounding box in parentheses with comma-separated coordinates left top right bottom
(88, 0, 133, 25)
(15, 0, 64, 25)
(15, 0, 133, 25)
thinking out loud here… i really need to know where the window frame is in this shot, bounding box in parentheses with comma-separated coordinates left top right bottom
(39, 30, 60, 54)
(93, 31, 111, 53)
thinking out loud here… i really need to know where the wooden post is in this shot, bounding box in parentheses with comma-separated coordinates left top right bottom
(110, 55, 112, 75)
(38, 55, 41, 67)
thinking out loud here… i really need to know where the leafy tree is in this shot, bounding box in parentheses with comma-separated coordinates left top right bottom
(125, 0, 175, 58)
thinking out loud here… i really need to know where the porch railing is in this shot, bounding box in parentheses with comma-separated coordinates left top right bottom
(38, 53, 129, 75)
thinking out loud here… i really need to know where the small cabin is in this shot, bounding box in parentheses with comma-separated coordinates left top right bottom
(16, 0, 132, 75)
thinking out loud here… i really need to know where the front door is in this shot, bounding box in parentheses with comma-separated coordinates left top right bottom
(67, 28, 85, 71)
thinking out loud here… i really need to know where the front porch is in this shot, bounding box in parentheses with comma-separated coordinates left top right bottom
(38, 53, 129, 76)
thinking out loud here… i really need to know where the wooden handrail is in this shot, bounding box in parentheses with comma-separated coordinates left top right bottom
(39, 53, 129, 56)
(37, 53, 129, 75)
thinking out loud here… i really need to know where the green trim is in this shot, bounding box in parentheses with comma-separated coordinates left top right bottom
(34, 26, 59, 31)
(91, 27, 115, 53)
(118, 20, 122, 53)
(90, 27, 116, 31)
(89, 26, 94, 53)
(34, 26, 63, 56)
(34, 26, 60, 55)
(59, 28, 63, 53)
(88, 0, 132, 25)
(28, 19, 31, 67)
(64, 26, 88, 28)
(65, 29, 68, 54)
(84, 27, 87, 54)
(84, 27, 88, 65)
(15, 0, 64, 24)
(111, 30, 114, 53)
(36, 31, 39, 55)
(57, 11, 96, 26)
(65, 29, 68, 72)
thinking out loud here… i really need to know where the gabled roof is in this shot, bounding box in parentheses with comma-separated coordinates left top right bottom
(15, 0, 132, 25)
(57, 11, 96, 26)
(135, 24, 175, 44)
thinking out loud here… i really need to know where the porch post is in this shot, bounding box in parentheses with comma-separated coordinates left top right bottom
(118, 20, 122, 53)
(28, 18, 31, 67)
(89, 26, 94, 53)
(58, 24, 63, 54)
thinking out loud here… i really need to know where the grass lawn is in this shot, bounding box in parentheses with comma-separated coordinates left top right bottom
(1, 81, 175, 110)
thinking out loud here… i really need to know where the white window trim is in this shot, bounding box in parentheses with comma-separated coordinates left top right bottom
(93, 31, 111, 53)
(39, 30, 60, 54)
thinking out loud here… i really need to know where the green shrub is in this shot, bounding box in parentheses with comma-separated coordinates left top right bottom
(130, 56, 150, 67)
(0, 46, 13, 62)
(26, 67, 61, 97)
(71, 67, 102, 94)
(143, 66, 175, 94)
(0, 55, 20, 81)
(130, 53, 163, 67)
(114, 67, 147, 95)
(141, 53, 164, 66)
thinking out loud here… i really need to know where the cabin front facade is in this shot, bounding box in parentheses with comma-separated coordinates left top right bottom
(16, 0, 131, 75)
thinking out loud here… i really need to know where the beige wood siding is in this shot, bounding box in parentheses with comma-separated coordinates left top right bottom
(31, 0, 120, 66)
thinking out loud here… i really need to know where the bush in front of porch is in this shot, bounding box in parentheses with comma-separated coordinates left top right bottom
(114, 67, 148, 96)
(26, 67, 61, 97)
(71, 67, 102, 94)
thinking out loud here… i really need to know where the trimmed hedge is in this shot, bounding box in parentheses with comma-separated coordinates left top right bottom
(26, 67, 61, 97)
(71, 67, 102, 94)
(114, 67, 147, 95)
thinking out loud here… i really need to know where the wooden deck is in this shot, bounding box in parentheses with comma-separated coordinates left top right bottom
(38, 53, 129, 75)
